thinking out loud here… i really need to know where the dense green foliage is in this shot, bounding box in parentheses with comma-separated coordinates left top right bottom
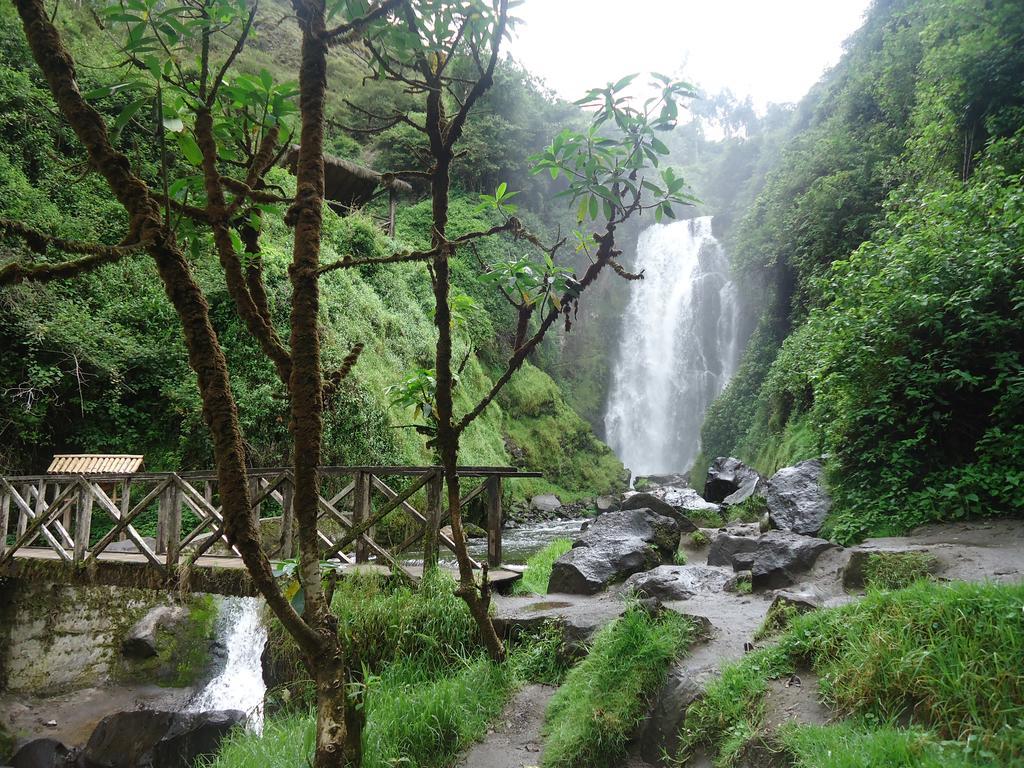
(697, 0, 1024, 540)
(679, 581, 1024, 766)
(541, 608, 693, 768)
(214, 571, 563, 768)
(0, 1, 626, 502)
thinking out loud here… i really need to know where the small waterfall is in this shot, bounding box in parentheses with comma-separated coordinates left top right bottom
(604, 216, 741, 477)
(189, 596, 268, 730)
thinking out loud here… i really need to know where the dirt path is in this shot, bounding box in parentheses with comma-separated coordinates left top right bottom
(455, 684, 555, 768)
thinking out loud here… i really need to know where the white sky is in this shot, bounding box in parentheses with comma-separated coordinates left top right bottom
(508, 1, 873, 111)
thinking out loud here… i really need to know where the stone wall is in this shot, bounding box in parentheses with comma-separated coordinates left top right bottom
(0, 577, 189, 694)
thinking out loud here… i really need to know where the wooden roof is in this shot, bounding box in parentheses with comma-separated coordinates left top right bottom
(47, 454, 144, 474)
(283, 147, 412, 210)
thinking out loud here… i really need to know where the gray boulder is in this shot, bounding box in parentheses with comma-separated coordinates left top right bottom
(621, 565, 732, 601)
(10, 740, 70, 768)
(595, 495, 619, 513)
(548, 509, 680, 595)
(635, 473, 689, 489)
(122, 605, 190, 659)
(708, 530, 835, 589)
(621, 493, 697, 532)
(766, 459, 831, 535)
(659, 487, 722, 516)
(704, 457, 764, 504)
(530, 494, 562, 514)
(81, 710, 244, 768)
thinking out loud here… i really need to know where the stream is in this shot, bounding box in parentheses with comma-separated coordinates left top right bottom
(465, 518, 587, 565)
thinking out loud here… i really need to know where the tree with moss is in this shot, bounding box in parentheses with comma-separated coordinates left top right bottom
(0, 0, 404, 763)
(341, 2, 694, 659)
(0, 0, 692, 761)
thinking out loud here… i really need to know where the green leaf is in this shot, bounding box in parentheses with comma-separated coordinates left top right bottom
(177, 132, 204, 166)
(162, 116, 184, 133)
(228, 228, 244, 255)
(113, 98, 149, 134)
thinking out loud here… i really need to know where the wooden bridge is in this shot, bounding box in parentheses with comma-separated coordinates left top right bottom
(0, 466, 540, 595)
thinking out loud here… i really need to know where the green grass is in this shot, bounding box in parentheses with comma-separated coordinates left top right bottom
(214, 570, 568, 768)
(673, 550, 688, 565)
(513, 538, 573, 595)
(725, 493, 767, 524)
(678, 581, 1024, 766)
(690, 530, 710, 547)
(860, 551, 938, 590)
(364, 656, 516, 768)
(208, 656, 516, 768)
(752, 599, 802, 642)
(541, 607, 694, 768)
(778, 721, 990, 768)
(264, 570, 481, 709)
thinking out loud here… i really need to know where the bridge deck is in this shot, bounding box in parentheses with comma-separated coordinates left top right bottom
(2, 546, 523, 596)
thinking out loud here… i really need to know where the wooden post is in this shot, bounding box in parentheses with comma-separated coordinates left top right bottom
(61, 481, 72, 535)
(31, 479, 47, 548)
(0, 488, 10, 558)
(204, 481, 214, 506)
(353, 470, 370, 563)
(280, 481, 295, 559)
(486, 475, 502, 568)
(17, 483, 29, 538)
(422, 471, 443, 570)
(250, 476, 262, 519)
(156, 485, 168, 555)
(119, 480, 131, 541)
(387, 189, 398, 237)
(165, 477, 183, 567)
(74, 480, 93, 563)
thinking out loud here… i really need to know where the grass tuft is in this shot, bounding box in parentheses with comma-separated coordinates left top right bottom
(541, 607, 693, 768)
(678, 581, 1024, 765)
(861, 551, 937, 590)
(513, 538, 573, 595)
(725, 493, 767, 524)
(778, 721, 990, 768)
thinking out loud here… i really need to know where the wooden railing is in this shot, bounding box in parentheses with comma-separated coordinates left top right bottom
(0, 466, 540, 582)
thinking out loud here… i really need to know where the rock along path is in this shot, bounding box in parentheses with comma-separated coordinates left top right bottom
(460, 518, 1024, 768)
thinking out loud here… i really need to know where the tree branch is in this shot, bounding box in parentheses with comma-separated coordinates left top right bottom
(444, 0, 508, 149)
(195, 108, 293, 385)
(207, 1, 259, 106)
(455, 227, 618, 433)
(0, 222, 150, 286)
(323, 0, 405, 45)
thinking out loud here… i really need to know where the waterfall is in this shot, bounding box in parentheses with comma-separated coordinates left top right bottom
(604, 216, 741, 477)
(189, 596, 268, 730)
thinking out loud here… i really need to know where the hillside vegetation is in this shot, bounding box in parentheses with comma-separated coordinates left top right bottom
(0, 1, 624, 501)
(695, 0, 1024, 541)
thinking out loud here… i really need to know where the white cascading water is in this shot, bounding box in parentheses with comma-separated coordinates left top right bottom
(604, 216, 741, 477)
(188, 596, 268, 731)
